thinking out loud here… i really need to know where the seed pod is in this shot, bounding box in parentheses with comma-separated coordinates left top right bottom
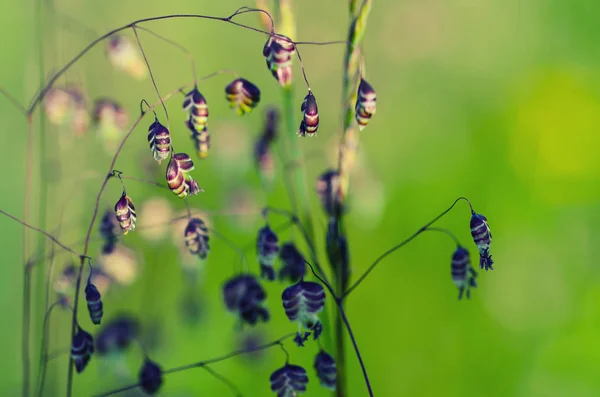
(263, 34, 295, 87)
(147, 118, 171, 164)
(451, 246, 477, 300)
(190, 127, 210, 159)
(355, 78, 377, 130)
(106, 35, 146, 80)
(71, 327, 94, 373)
(257, 225, 279, 281)
(114, 193, 136, 235)
(166, 153, 201, 199)
(270, 363, 309, 396)
(282, 281, 326, 341)
(139, 358, 163, 395)
(96, 315, 140, 355)
(225, 78, 261, 115)
(222, 274, 269, 325)
(470, 211, 494, 270)
(314, 349, 337, 391)
(298, 91, 319, 137)
(85, 281, 104, 325)
(184, 217, 210, 259)
(316, 170, 343, 217)
(279, 242, 306, 283)
(183, 86, 208, 134)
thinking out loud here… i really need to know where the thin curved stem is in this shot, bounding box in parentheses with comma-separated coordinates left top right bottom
(424, 227, 461, 247)
(200, 365, 243, 397)
(342, 196, 473, 299)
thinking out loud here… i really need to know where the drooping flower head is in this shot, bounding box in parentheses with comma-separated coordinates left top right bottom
(184, 217, 210, 260)
(166, 153, 201, 199)
(314, 349, 337, 391)
(282, 281, 326, 344)
(270, 363, 309, 396)
(257, 225, 279, 281)
(114, 193, 136, 235)
(85, 280, 104, 325)
(222, 274, 269, 326)
(190, 127, 210, 159)
(263, 34, 295, 87)
(355, 78, 377, 130)
(316, 170, 343, 217)
(93, 98, 128, 130)
(95, 315, 140, 355)
(139, 358, 163, 395)
(298, 91, 319, 137)
(71, 327, 94, 373)
(451, 246, 477, 300)
(225, 78, 261, 115)
(255, 137, 275, 186)
(106, 34, 147, 80)
(262, 107, 279, 143)
(279, 242, 306, 283)
(470, 211, 494, 270)
(147, 118, 171, 164)
(99, 209, 120, 254)
(183, 86, 209, 134)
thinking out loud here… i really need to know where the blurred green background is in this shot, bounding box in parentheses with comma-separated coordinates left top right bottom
(2, 0, 600, 396)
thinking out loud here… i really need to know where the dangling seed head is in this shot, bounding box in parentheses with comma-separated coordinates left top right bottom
(263, 34, 295, 87)
(184, 217, 210, 259)
(470, 212, 494, 270)
(106, 35, 146, 80)
(257, 225, 279, 281)
(85, 281, 104, 325)
(316, 170, 343, 217)
(262, 107, 279, 143)
(71, 327, 94, 373)
(355, 78, 377, 130)
(282, 281, 326, 341)
(299, 91, 319, 137)
(451, 245, 477, 300)
(190, 127, 210, 159)
(166, 153, 201, 198)
(147, 118, 171, 164)
(314, 349, 337, 391)
(222, 274, 269, 326)
(270, 363, 309, 396)
(225, 78, 261, 115)
(99, 209, 120, 254)
(139, 359, 163, 395)
(114, 193, 136, 235)
(96, 315, 140, 355)
(279, 242, 306, 283)
(183, 87, 208, 134)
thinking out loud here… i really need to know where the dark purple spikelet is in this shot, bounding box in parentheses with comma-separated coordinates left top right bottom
(166, 153, 201, 199)
(85, 282, 103, 325)
(184, 217, 210, 260)
(114, 193, 136, 235)
(225, 78, 261, 115)
(262, 107, 279, 143)
(298, 91, 319, 137)
(257, 225, 279, 281)
(147, 118, 171, 164)
(316, 170, 343, 217)
(282, 281, 326, 341)
(314, 349, 337, 391)
(270, 363, 308, 396)
(355, 78, 377, 130)
(222, 274, 269, 326)
(279, 242, 306, 283)
(71, 327, 94, 373)
(451, 246, 477, 300)
(255, 137, 275, 183)
(183, 86, 208, 134)
(139, 359, 163, 395)
(263, 34, 295, 87)
(96, 315, 140, 355)
(325, 217, 350, 293)
(99, 209, 119, 254)
(470, 211, 494, 270)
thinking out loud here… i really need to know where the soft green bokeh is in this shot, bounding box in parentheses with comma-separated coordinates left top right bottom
(2, 0, 600, 396)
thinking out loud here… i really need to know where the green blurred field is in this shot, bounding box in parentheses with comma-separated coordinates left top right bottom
(2, 0, 600, 396)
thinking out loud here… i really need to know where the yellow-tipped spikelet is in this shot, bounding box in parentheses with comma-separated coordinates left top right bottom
(147, 118, 171, 164)
(225, 78, 261, 116)
(183, 87, 208, 134)
(114, 193, 137, 235)
(355, 78, 376, 130)
(166, 153, 201, 199)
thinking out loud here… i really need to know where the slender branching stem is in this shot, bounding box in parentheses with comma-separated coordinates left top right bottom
(94, 333, 296, 396)
(342, 197, 473, 299)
